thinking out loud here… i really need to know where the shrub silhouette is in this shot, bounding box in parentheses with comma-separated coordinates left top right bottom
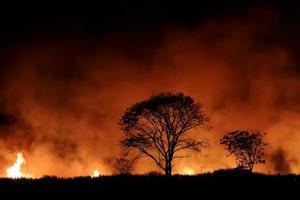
(113, 158, 134, 175)
(220, 130, 267, 172)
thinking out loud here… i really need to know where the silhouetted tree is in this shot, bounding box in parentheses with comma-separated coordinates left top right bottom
(113, 158, 134, 175)
(220, 130, 267, 172)
(119, 92, 208, 176)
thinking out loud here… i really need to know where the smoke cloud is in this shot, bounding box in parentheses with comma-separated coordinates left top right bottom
(270, 148, 291, 174)
(0, 8, 300, 176)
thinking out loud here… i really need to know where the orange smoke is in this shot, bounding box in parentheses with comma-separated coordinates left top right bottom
(0, 8, 299, 177)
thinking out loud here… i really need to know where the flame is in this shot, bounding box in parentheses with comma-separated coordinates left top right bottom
(181, 167, 196, 175)
(6, 153, 32, 179)
(91, 169, 100, 177)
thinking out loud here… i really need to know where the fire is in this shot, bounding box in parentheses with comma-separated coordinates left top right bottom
(91, 169, 100, 177)
(6, 152, 32, 179)
(181, 167, 196, 175)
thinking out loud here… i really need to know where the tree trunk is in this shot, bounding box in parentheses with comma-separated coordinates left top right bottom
(165, 161, 172, 176)
(249, 164, 253, 172)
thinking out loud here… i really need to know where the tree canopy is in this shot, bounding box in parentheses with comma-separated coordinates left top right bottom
(119, 92, 208, 176)
(220, 130, 267, 172)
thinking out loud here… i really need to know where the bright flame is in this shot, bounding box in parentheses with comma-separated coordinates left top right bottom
(91, 169, 100, 177)
(6, 153, 32, 179)
(181, 167, 196, 175)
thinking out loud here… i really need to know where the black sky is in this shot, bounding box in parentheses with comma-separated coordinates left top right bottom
(0, 1, 298, 68)
(0, 2, 299, 40)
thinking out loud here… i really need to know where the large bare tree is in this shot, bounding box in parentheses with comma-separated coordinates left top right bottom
(119, 92, 208, 176)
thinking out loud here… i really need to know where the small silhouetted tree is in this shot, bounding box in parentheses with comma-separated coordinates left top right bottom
(113, 158, 134, 175)
(119, 92, 208, 176)
(220, 130, 267, 172)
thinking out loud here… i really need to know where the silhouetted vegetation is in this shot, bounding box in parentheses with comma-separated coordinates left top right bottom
(113, 158, 134, 175)
(0, 171, 299, 196)
(220, 130, 267, 172)
(119, 92, 208, 176)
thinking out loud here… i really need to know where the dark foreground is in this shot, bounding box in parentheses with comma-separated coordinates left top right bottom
(0, 170, 299, 197)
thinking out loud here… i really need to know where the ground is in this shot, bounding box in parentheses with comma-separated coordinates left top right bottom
(0, 169, 298, 197)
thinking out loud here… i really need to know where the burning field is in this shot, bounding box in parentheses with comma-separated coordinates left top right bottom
(0, 2, 300, 181)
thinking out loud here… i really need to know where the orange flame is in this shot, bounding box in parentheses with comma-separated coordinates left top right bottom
(91, 169, 100, 177)
(6, 153, 32, 178)
(181, 167, 196, 175)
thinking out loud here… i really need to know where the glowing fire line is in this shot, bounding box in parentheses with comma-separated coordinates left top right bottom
(181, 167, 196, 175)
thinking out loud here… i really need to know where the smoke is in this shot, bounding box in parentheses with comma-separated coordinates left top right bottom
(270, 148, 290, 174)
(0, 8, 300, 176)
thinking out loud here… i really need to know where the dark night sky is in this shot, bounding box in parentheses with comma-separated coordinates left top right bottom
(0, 2, 299, 41)
(0, 1, 299, 66)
